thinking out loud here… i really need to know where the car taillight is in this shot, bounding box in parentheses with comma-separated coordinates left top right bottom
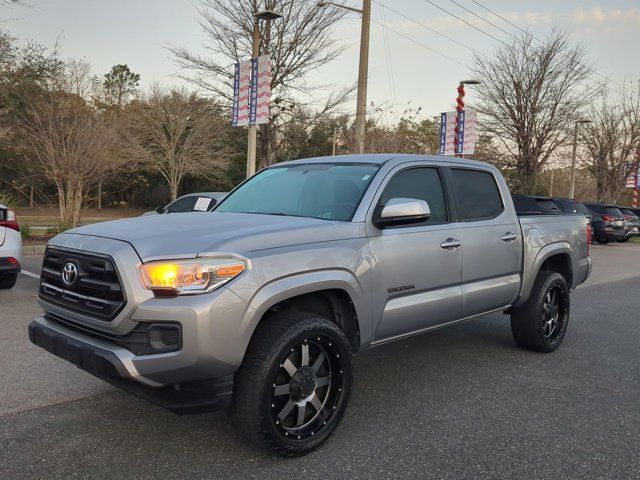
(601, 215, 616, 222)
(586, 224, 592, 255)
(0, 208, 20, 232)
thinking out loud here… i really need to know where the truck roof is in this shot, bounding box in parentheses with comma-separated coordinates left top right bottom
(277, 154, 497, 170)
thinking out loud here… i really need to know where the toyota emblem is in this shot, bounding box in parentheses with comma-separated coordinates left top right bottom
(61, 262, 78, 286)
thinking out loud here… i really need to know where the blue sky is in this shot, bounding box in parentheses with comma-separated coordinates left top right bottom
(1, 0, 639, 119)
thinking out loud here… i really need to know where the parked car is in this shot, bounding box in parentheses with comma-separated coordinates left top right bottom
(29, 154, 591, 456)
(617, 207, 640, 242)
(551, 198, 593, 220)
(512, 194, 562, 215)
(584, 203, 626, 244)
(143, 192, 227, 215)
(0, 203, 22, 289)
(552, 198, 593, 244)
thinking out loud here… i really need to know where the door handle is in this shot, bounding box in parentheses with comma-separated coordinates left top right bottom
(440, 238, 462, 250)
(501, 232, 518, 242)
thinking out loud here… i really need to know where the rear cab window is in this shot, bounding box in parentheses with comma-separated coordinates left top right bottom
(450, 168, 503, 221)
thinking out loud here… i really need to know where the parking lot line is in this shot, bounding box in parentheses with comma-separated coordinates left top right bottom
(20, 270, 41, 280)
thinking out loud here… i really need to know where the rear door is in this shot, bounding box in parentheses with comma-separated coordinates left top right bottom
(368, 164, 463, 342)
(447, 167, 522, 317)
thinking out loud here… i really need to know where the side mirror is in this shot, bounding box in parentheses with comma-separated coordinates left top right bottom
(374, 198, 431, 228)
(155, 205, 166, 214)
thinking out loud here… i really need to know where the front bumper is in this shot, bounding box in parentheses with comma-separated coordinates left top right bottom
(29, 317, 233, 413)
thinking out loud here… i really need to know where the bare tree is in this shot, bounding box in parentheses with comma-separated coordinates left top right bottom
(20, 93, 123, 227)
(581, 84, 640, 203)
(169, 0, 352, 167)
(472, 30, 591, 193)
(127, 87, 231, 201)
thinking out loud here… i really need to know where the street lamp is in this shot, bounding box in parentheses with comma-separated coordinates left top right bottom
(454, 79, 481, 157)
(246, 8, 283, 178)
(569, 119, 591, 199)
(318, 1, 371, 154)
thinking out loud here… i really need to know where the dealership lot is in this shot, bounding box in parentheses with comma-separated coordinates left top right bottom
(1, 244, 639, 479)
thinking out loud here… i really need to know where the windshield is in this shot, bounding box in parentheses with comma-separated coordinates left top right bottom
(216, 163, 380, 221)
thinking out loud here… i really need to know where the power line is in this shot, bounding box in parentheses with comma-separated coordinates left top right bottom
(371, 0, 478, 55)
(468, 0, 636, 100)
(379, 0, 398, 116)
(370, 17, 467, 68)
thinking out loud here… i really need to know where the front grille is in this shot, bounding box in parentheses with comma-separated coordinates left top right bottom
(39, 248, 126, 321)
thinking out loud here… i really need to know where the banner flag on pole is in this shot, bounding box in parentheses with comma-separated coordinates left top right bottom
(231, 63, 240, 127)
(461, 110, 477, 155)
(438, 111, 457, 156)
(456, 110, 466, 156)
(249, 57, 259, 125)
(255, 55, 271, 125)
(233, 60, 252, 127)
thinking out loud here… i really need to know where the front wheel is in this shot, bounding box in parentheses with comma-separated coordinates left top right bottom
(617, 237, 631, 243)
(510, 271, 570, 353)
(595, 239, 609, 244)
(232, 310, 353, 456)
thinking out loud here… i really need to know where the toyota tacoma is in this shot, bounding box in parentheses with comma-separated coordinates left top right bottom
(29, 154, 591, 455)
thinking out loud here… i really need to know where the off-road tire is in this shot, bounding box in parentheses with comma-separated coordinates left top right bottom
(510, 271, 570, 353)
(231, 310, 353, 456)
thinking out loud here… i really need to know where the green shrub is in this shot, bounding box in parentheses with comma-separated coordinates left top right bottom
(46, 226, 59, 236)
(20, 223, 31, 239)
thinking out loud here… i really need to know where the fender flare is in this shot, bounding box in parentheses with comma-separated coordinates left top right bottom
(513, 241, 573, 308)
(235, 269, 371, 356)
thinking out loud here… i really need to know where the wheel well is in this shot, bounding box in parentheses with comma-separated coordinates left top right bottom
(540, 253, 572, 288)
(261, 290, 360, 353)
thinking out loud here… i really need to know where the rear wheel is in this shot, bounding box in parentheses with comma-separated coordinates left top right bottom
(617, 237, 631, 243)
(510, 271, 570, 353)
(0, 273, 17, 289)
(595, 239, 609, 244)
(232, 310, 353, 456)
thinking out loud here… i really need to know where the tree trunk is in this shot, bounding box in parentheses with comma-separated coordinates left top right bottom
(97, 182, 102, 211)
(170, 181, 179, 201)
(29, 184, 34, 208)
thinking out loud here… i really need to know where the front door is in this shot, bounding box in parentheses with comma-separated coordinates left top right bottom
(368, 165, 463, 342)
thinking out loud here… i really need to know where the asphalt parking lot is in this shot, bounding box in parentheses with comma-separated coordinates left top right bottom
(1, 244, 640, 479)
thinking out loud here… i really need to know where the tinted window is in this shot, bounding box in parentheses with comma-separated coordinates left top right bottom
(378, 167, 447, 224)
(585, 204, 605, 215)
(620, 208, 635, 216)
(217, 163, 379, 221)
(166, 196, 199, 213)
(451, 169, 503, 221)
(605, 207, 623, 217)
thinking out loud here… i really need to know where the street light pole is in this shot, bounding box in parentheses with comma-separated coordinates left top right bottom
(569, 119, 591, 199)
(453, 79, 480, 157)
(318, 1, 370, 154)
(246, 16, 261, 179)
(245, 7, 282, 179)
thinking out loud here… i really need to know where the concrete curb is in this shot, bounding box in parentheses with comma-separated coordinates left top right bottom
(23, 245, 47, 256)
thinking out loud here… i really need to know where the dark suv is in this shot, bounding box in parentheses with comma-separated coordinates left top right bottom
(584, 203, 626, 244)
(617, 207, 640, 242)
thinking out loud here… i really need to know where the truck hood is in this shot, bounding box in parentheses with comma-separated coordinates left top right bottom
(61, 212, 364, 261)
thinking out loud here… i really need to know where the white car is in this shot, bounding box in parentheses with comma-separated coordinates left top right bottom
(143, 192, 228, 216)
(0, 204, 21, 289)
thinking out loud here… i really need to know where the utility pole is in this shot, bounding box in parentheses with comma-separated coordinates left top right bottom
(354, 0, 371, 154)
(318, 1, 370, 153)
(569, 119, 591, 199)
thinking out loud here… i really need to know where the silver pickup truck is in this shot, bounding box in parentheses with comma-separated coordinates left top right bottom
(29, 155, 591, 456)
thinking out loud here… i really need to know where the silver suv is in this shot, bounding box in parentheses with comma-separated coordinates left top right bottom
(29, 155, 591, 455)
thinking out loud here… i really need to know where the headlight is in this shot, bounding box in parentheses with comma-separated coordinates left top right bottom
(139, 257, 246, 295)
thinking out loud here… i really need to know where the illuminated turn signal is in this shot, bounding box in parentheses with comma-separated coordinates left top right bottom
(140, 257, 246, 295)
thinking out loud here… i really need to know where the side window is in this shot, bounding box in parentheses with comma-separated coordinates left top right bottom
(450, 169, 504, 221)
(166, 196, 198, 213)
(378, 167, 447, 225)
